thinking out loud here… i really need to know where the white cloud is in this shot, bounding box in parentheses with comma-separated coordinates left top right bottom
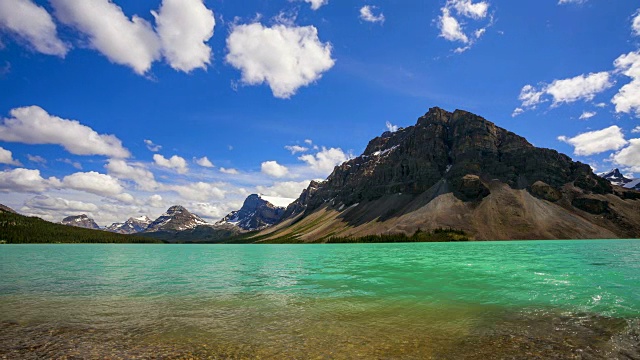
(450, 0, 489, 19)
(285, 145, 308, 154)
(148, 194, 164, 208)
(256, 180, 311, 199)
(191, 202, 227, 221)
(359, 6, 385, 24)
(0, 0, 69, 56)
(385, 121, 398, 132)
(25, 195, 99, 212)
(62, 171, 124, 197)
(546, 72, 613, 106)
(0, 168, 60, 193)
(105, 159, 158, 191)
(153, 154, 188, 174)
(261, 160, 289, 178)
(58, 158, 82, 170)
(51, 0, 161, 74)
(220, 167, 239, 175)
(144, 139, 162, 152)
(612, 138, 640, 172)
(632, 126, 640, 134)
(517, 72, 613, 111)
(298, 147, 349, 174)
(579, 111, 596, 120)
(0, 146, 21, 166)
(169, 182, 225, 201)
(195, 156, 214, 168)
(151, 0, 215, 72)
(438, 0, 490, 48)
(27, 154, 46, 164)
(558, 125, 628, 156)
(633, 10, 640, 36)
(226, 23, 335, 98)
(511, 107, 524, 117)
(558, 0, 585, 4)
(439, 8, 468, 43)
(612, 50, 640, 117)
(302, 0, 328, 10)
(0, 106, 130, 158)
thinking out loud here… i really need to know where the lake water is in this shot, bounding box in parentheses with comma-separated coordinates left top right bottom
(1, 240, 639, 359)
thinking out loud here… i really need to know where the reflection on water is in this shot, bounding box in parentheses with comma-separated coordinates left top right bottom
(0, 241, 639, 358)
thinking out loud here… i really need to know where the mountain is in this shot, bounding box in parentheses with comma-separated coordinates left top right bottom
(598, 168, 634, 187)
(257, 107, 640, 242)
(217, 194, 285, 231)
(106, 216, 152, 234)
(0, 204, 16, 214)
(60, 214, 100, 230)
(0, 211, 160, 244)
(144, 205, 208, 232)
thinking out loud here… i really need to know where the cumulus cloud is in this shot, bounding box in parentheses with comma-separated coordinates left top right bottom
(516, 72, 613, 112)
(256, 180, 311, 199)
(511, 107, 524, 117)
(438, 0, 490, 49)
(385, 121, 398, 132)
(195, 156, 214, 168)
(148, 194, 164, 208)
(153, 154, 188, 174)
(220, 167, 239, 175)
(105, 159, 158, 191)
(144, 139, 162, 152)
(612, 138, 640, 172)
(285, 145, 308, 154)
(302, 0, 328, 10)
(612, 50, 640, 117)
(633, 10, 640, 36)
(0, 168, 60, 193)
(579, 111, 596, 120)
(0, 106, 130, 158)
(298, 147, 350, 174)
(0, 146, 21, 166)
(558, 126, 628, 156)
(62, 171, 124, 197)
(169, 182, 225, 201)
(359, 6, 385, 24)
(261, 160, 289, 178)
(152, 0, 215, 72)
(25, 195, 99, 212)
(51, 0, 161, 75)
(632, 126, 640, 133)
(226, 23, 335, 98)
(0, 0, 69, 56)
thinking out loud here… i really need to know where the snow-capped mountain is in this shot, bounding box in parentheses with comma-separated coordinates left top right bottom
(144, 205, 208, 232)
(60, 214, 100, 230)
(106, 216, 152, 234)
(217, 194, 285, 231)
(598, 168, 634, 187)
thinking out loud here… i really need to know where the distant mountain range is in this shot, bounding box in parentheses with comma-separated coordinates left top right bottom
(599, 168, 640, 190)
(6, 107, 640, 243)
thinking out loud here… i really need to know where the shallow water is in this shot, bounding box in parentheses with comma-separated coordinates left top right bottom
(1, 240, 639, 359)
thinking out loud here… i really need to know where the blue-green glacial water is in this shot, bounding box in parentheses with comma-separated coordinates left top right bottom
(1, 240, 639, 358)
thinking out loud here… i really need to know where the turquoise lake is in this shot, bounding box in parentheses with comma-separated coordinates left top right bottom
(1, 240, 639, 358)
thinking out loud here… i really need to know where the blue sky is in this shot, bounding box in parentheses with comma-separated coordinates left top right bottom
(1, 0, 639, 225)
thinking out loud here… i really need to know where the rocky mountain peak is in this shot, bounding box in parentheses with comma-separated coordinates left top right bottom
(217, 194, 285, 231)
(106, 215, 153, 234)
(60, 214, 100, 230)
(145, 205, 207, 233)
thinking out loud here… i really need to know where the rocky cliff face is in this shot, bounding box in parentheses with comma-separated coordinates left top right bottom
(285, 107, 611, 218)
(145, 206, 207, 232)
(265, 107, 638, 241)
(107, 216, 152, 234)
(217, 194, 285, 231)
(60, 214, 100, 230)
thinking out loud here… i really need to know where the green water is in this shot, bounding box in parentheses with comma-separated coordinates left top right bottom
(1, 240, 639, 358)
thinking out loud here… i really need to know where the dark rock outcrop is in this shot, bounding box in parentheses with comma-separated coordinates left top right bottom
(217, 194, 284, 231)
(530, 181, 562, 202)
(572, 198, 609, 215)
(60, 214, 100, 230)
(282, 107, 612, 220)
